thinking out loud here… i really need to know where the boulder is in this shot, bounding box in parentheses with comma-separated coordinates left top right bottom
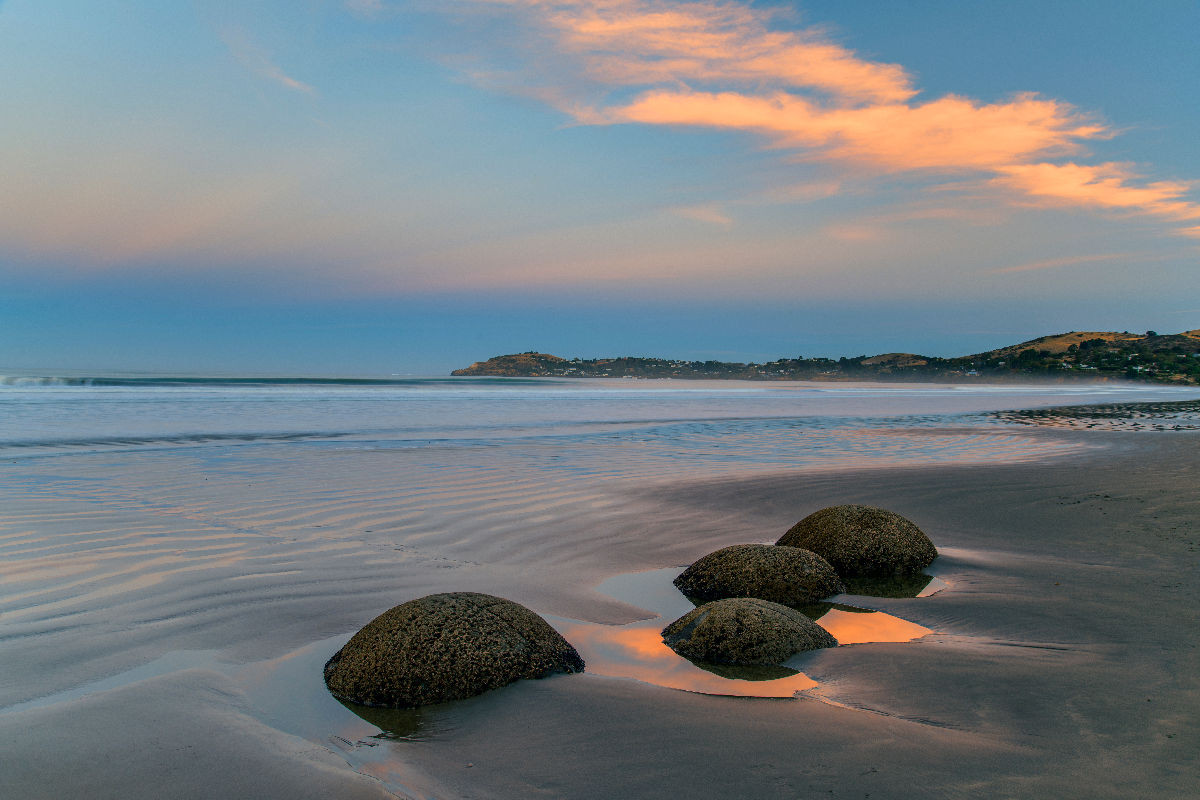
(673, 544, 843, 605)
(776, 505, 937, 577)
(323, 592, 584, 708)
(661, 597, 837, 666)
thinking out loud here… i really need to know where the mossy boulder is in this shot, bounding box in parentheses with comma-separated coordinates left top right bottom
(661, 597, 837, 666)
(323, 592, 584, 708)
(777, 505, 937, 578)
(673, 544, 844, 605)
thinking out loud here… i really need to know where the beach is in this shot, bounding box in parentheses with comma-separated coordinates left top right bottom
(1, 380, 1198, 798)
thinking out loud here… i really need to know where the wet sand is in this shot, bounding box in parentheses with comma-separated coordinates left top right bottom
(2, 429, 1199, 798)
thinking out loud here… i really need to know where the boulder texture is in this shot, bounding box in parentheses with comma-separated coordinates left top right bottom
(323, 592, 584, 708)
(661, 597, 837, 666)
(777, 505, 937, 577)
(673, 544, 844, 605)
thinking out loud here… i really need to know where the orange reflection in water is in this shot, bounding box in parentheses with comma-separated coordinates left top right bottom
(815, 608, 932, 645)
(555, 567, 936, 698)
(554, 618, 818, 698)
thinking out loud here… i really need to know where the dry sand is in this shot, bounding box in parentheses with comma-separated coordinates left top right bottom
(2, 429, 1198, 798)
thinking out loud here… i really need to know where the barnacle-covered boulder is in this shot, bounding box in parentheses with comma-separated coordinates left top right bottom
(673, 544, 843, 605)
(777, 505, 937, 577)
(661, 597, 837, 666)
(324, 592, 584, 708)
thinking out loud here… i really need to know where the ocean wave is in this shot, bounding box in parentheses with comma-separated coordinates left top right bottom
(0, 430, 354, 450)
(0, 375, 557, 388)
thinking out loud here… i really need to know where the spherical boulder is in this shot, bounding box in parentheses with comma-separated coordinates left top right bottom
(673, 544, 844, 605)
(776, 505, 937, 578)
(324, 592, 584, 708)
(661, 597, 837, 666)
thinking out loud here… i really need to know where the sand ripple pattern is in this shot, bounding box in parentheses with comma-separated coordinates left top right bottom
(0, 408, 1087, 706)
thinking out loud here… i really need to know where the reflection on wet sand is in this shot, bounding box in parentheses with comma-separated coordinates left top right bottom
(813, 607, 932, 645)
(842, 573, 948, 599)
(336, 701, 424, 739)
(543, 567, 937, 698)
(557, 617, 819, 697)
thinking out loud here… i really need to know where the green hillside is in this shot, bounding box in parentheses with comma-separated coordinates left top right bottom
(451, 330, 1200, 385)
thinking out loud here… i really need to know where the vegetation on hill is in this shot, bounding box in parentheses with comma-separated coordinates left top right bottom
(450, 330, 1200, 385)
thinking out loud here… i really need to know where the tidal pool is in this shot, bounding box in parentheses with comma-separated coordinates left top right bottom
(546, 567, 939, 699)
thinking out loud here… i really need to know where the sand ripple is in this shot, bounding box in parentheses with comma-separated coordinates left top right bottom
(0, 420, 1084, 707)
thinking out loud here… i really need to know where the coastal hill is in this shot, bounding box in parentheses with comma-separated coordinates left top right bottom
(452, 330, 1200, 385)
(450, 352, 568, 377)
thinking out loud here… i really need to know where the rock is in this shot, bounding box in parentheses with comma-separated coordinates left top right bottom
(673, 544, 844, 605)
(323, 592, 584, 708)
(776, 505, 937, 577)
(661, 597, 838, 666)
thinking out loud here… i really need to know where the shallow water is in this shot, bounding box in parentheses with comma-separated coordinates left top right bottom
(2, 378, 1195, 704)
(548, 567, 937, 698)
(2, 376, 1199, 794)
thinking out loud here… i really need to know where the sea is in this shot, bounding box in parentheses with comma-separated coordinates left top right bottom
(6, 372, 1199, 462)
(3, 373, 1200, 777)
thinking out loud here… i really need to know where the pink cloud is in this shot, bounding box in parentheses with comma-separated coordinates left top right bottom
(993, 162, 1200, 227)
(452, 0, 1198, 234)
(989, 252, 1136, 275)
(469, 0, 913, 103)
(610, 90, 1103, 172)
(670, 204, 733, 225)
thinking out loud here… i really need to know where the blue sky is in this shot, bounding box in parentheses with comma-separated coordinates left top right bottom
(2, 1, 1198, 374)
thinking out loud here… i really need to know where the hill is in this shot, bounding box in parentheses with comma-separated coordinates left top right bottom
(451, 331, 1200, 385)
(451, 352, 567, 377)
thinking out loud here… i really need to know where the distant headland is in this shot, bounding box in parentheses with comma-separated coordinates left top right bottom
(452, 330, 1200, 385)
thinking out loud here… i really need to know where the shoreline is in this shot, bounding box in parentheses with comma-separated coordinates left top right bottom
(2, 428, 1198, 798)
(383, 430, 1200, 798)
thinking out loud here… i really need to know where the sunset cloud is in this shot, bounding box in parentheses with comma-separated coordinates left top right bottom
(993, 162, 1200, 227)
(469, 0, 914, 103)
(450, 0, 1199, 233)
(989, 252, 1136, 275)
(670, 204, 732, 225)
(609, 90, 1102, 172)
(221, 27, 316, 95)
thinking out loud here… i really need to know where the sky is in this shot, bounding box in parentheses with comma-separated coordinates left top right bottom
(2, 0, 1198, 374)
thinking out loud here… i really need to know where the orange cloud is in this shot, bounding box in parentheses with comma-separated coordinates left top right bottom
(475, 0, 913, 103)
(993, 162, 1200, 226)
(453, 0, 1199, 234)
(610, 90, 1102, 172)
(670, 204, 733, 225)
(989, 252, 1136, 275)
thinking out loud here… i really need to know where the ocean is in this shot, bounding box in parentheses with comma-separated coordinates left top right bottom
(3, 375, 1200, 795)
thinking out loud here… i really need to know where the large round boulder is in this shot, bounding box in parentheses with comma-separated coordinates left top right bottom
(776, 505, 937, 577)
(324, 592, 584, 708)
(661, 597, 837, 666)
(673, 544, 844, 605)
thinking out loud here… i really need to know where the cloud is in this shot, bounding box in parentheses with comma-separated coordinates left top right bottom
(989, 252, 1136, 275)
(670, 204, 732, 225)
(992, 162, 1200, 228)
(756, 180, 842, 204)
(469, 0, 914, 104)
(221, 26, 316, 95)
(444, 0, 1198, 233)
(608, 90, 1102, 172)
